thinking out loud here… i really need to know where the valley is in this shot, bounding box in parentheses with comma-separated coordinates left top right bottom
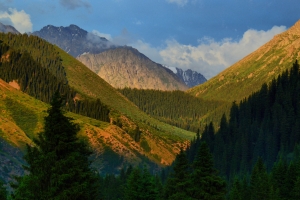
(0, 18, 300, 199)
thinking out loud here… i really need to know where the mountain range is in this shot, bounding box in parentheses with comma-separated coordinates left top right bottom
(33, 24, 205, 90)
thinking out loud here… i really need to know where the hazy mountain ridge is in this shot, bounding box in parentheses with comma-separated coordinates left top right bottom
(77, 47, 189, 91)
(175, 68, 207, 87)
(0, 22, 19, 34)
(32, 24, 114, 57)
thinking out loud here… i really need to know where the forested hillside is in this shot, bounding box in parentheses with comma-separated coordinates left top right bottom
(187, 20, 300, 129)
(118, 88, 224, 132)
(200, 60, 300, 176)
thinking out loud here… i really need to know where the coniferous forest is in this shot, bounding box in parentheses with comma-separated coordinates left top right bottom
(118, 87, 224, 132)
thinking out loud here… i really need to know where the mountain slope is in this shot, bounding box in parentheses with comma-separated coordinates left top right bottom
(189, 20, 300, 101)
(77, 47, 188, 91)
(0, 33, 195, 182)
(187, 20, 300, 126)
(32, 24, 113, 57)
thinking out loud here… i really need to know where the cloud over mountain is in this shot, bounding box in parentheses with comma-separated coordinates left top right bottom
(132, 25, 287, 79)
(160, 26, 286, 79)
(0, 8, 32, 33)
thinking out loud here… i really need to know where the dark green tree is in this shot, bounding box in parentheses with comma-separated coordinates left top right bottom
(164, 149, 191, 199)
(250, 157, 270, 200)
(228, 177, 242, 200)
(0, 179, 7, 200)
(189, 142, 226, 200)
(12, 92, 99, 200)
(124, 168, 142, 200)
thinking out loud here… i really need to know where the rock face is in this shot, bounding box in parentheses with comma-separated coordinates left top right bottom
(0, 22, 20, 34)
(175, 68, 207, 87)
(32, 24, 114, 57)
(77, 46, 189, 91)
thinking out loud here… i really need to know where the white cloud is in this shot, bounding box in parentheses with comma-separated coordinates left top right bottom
(131, 40, 163, 64)
(114, 25, 286, 80)
(158, 26, 286, 79)
(91, 30, 112, 41)
(166, 0, 188, 6)
(0, 8, 32, 33)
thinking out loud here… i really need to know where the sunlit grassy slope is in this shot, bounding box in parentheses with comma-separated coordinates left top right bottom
(187, 20, 300, 125)
(0, 76, 190, 176)
(58, 47, 195, 141)
(0, 36, 196, 180)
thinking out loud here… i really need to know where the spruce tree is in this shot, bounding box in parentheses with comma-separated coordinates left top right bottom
(0, 179, 7, 200)
(164, 149, 191, 199)
(250, 157, 270, 200)
(189, 142, 226, 200)
(12, 92, 99, 200)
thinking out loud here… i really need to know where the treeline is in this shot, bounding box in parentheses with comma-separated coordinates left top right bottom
(0, 38, 109, 122)
(192, 60, 300, 177)
(118, 88, 224, 132)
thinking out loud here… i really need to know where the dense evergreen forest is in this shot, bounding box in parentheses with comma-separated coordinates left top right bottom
(118, 88, 225, 132)
(195, 60, 300, 176)
(0, 34, 109, 122)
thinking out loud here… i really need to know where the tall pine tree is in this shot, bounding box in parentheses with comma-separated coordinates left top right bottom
(189, 142, 226, 200)
(12, 92, 99, 200)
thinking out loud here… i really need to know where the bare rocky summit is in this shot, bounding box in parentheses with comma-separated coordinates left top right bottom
(175, 68, 207, 87)
(32, 24, 114, 57)
(77, 46, 188, 91)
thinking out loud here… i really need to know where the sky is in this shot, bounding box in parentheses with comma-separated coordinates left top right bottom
(0, 0, 299, 79)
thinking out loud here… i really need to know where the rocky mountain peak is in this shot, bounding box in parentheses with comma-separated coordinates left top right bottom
(175, 68, 207, 87)
(33, 24, 112, 57)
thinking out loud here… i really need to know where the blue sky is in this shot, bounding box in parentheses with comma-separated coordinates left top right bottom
(0, 0, 299, 79)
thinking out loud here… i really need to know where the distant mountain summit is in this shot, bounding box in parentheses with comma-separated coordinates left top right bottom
(32, 24, 114, 57)
(77, 46, 188, 91)
(175, 68, 206, 87)
(0, 22, 19, 34)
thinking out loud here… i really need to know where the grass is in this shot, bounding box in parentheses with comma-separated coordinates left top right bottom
(4, 98, 38, 139)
